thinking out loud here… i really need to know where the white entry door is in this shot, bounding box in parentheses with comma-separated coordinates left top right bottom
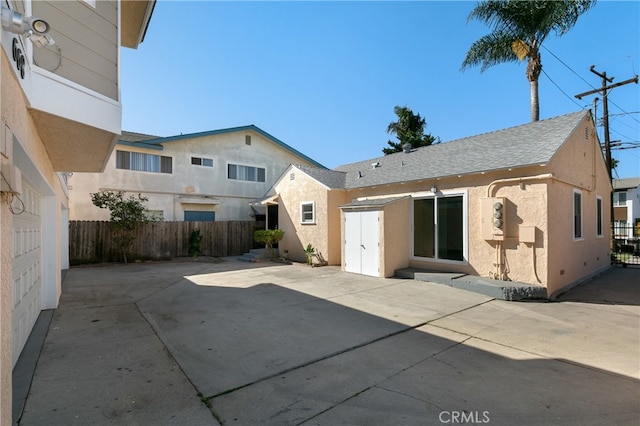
(344, 210, 380, 277)
(12, 183, 42, 366)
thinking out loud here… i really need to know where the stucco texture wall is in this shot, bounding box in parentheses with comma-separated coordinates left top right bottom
(545, 116, 611, 296)
(380, 197, 410, 277)
(476, 181, 549, 286)
(69, 130, 318, 221)
(274, 169, 342, 264)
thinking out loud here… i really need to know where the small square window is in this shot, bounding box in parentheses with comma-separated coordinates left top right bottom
(301, 202, 315, 224)
(245, 135, 252, 145)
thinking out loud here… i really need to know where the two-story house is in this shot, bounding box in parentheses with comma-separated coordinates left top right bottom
(68, 126, 324, 222)
(613, 177, 640, 243)
(1, 1, 155, 423)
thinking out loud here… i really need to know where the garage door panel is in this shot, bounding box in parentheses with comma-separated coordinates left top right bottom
(12, 183, 42, 367)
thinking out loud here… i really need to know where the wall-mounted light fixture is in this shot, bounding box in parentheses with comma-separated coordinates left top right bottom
(1, 7, 55, 47)
(431, 186, 438, 194)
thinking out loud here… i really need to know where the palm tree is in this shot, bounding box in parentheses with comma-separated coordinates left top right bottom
(461, 0, 596, 122)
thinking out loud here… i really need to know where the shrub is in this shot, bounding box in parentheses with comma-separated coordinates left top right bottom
(254, 229, 285, 257)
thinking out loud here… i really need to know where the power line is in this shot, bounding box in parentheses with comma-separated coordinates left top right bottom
(541, 45, 597, 89)
(544, 46, 640, 125)
(541, 69, 586, 109)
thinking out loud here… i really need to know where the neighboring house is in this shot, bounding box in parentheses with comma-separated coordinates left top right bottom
(259, 111, 611, 298)
(0, 1, 154, 423)
(68, 126, 324, 222)
(612, 177, 640, 240)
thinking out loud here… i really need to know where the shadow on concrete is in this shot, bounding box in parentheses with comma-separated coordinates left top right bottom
(556, 267, 640, 306)
(16, 262, 640, 426)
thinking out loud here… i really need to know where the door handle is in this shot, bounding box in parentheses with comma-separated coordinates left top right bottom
(361, 244, 365, 249)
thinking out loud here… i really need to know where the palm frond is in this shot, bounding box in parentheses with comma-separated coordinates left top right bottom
(461, 30, 518, 72)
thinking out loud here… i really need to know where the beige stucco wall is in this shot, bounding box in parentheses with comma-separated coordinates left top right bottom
(545, 116, 611, 296)
(273, 167, 345, 264)
(2, 50, 67, 425)
(69, 130, 319, 222)
(380, 197, 411, 277)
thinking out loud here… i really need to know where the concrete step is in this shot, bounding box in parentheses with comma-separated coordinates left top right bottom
(395, 267, 547, 301)
(238, 248, 278, 263)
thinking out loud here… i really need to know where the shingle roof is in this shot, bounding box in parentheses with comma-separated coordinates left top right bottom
(120, 131, 162, 143)
(335, 111, 590, 190)
(613, 177, 640, 190)
(296, 165, 346, 189)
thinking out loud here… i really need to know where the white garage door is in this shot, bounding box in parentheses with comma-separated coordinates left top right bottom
(344, 210, 380, 277)
(12, 183, 42, 367)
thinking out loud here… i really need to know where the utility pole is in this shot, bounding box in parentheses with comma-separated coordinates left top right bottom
(575, 67, 638, 252)
(575, 66, 638, 180)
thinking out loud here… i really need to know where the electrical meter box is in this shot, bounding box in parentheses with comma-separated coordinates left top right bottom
(481, 197, 506, 241)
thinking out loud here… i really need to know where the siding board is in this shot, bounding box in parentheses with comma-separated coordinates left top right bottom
(32, 0, 118, 99)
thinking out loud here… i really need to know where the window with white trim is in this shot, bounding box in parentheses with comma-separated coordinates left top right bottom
(413, 194, 465, 261)
(613, 191, 627, 207)
(573, 190, 582, 240)
(227, 164, 265, 182)
(596, 196, 603, 237)
(301, 202, 315, 224)
(116, 150, 172, 173)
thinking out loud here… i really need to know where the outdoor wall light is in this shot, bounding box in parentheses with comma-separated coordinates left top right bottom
(2, 7, 55, 47)
(431, 186, 438, 194)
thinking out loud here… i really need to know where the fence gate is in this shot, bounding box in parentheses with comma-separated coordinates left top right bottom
(612, 223, 639, 266)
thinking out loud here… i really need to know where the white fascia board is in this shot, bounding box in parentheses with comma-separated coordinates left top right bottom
(29, 66, 122, 134)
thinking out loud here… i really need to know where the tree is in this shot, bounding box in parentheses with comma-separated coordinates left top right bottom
(461, 0, 596, 122)
(91, 191, 150, 263)
(383, 106, 439, 155)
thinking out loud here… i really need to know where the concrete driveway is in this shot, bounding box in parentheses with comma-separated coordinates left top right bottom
(16, 260, 639, 425)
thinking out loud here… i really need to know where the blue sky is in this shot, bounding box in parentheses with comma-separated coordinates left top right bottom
(121, 0, 640, 178)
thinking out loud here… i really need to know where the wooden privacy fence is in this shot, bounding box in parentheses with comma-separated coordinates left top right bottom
(69, 220, 265, 265)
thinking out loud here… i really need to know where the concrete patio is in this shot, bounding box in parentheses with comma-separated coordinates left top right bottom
(13, 259, 640, 425)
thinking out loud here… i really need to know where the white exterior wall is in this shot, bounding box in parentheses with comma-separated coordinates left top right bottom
(69, 129, 320, 221)
(627, 186, 639, 226)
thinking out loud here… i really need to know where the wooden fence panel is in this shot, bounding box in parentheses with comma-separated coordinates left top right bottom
(69, 220, 265, 265)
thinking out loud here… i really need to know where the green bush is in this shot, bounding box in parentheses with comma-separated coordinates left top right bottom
(254, 229, 285, 257)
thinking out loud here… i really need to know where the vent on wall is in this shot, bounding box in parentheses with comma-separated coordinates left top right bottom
(245, 135, 252, 145)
